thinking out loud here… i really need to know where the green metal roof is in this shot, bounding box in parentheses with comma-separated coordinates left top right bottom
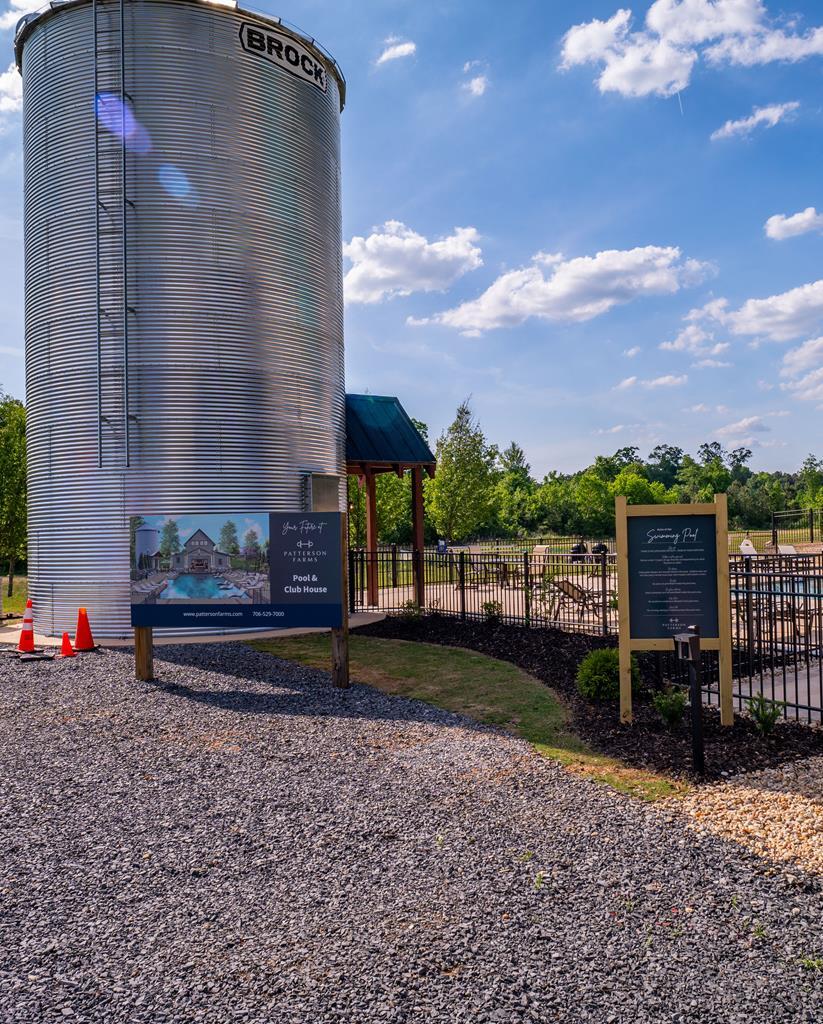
(345, 394, 435, 468)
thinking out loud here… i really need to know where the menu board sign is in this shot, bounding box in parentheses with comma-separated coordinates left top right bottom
(627, 514, 718, 639)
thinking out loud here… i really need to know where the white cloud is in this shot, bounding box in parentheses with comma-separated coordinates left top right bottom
(781, 336, 823, 378)
(560, 10, 697, 97)
(0, 343, 23, 357)
(706, 26, 823, 66)
(765, 206, 823, 240)
(561, 2, 823, 98)
(615, 373, 687, 389)
(782, 367, 823, 404)
(594, 423, 643, 434)
(717, 415, 770, 436)
(659, 322, 729, 356)
(684, 402, 730, 413)
(710, 101, 799, 140)
(376, 38, 416, 66)
(412, 245, 711, 335)
(623, 345, 641, 357)
(643, 373, 688, 388)
(693, 357, 732, 367)
(343, 221, 482, 304)
(0, 62, 21, 127)
(0, 0, 42, 32)
(724, 280, 823, 342)
(463, 75, 488, 97)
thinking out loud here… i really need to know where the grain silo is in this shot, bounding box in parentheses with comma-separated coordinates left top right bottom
(15, 0, 346, 636)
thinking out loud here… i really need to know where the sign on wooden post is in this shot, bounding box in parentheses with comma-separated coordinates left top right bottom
(615, 494, 733, 726)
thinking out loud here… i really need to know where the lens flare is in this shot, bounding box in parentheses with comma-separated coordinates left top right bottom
(158, 163, 198, 206)
(95, 93, 152, 154)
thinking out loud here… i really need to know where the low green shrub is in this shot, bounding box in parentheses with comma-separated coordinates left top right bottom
(652, 687, 687, 730)
(398, 600, 421, 621)
(746, 693, 784, 735)
(576, 648, 639, 702)
(482, 600, 503, 623)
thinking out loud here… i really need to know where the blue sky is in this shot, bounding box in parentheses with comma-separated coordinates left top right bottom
(2, 0, 823, 476)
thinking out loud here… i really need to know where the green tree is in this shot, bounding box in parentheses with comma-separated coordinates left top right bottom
(647, 444, 683, 488)
(243, 527, 262, 569)
(424, 399, 495, 541)
(0, 393, 26, 598)
(159, 519, 181, 559)
(219, 519, 240, 556)
(493, 442, 536, 536)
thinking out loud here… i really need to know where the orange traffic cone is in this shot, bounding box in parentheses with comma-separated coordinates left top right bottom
(17, 599, 35, 653)
(59, 632, 75, 658)
(74, 607, 97, 652)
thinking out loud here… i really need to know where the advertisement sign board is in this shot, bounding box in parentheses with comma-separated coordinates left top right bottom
(129, 512, 342, 629)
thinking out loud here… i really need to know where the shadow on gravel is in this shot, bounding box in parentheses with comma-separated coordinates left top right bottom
(141, 643, 489, 733)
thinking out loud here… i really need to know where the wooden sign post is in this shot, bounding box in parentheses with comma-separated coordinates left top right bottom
(331, 511, 350, 689)
(134, 625, 154, 681)
(615, 493, 732, 726)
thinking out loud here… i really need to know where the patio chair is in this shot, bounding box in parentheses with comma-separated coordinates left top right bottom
(551, 579, 601, 622)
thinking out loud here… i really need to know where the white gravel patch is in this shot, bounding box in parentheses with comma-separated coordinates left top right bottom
(0, 642, 821, 1023)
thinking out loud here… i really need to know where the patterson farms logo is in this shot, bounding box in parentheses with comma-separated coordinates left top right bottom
(239, 23, 327, 93)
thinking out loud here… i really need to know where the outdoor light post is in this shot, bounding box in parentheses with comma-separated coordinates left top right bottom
(674, 625, 705, 776)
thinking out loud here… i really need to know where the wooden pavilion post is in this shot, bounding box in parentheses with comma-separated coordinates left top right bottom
(411, 466, 425, 609)
(365, 468, 379, 607)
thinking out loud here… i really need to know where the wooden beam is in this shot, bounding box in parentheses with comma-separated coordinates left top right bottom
(715, 492, 733, 726)
(331, 512, 350, 689)
(615, 496, 633, 724)
(411, 466, 425, 608)
(365, 468, 379, 607)
(134, 626, 154, 682)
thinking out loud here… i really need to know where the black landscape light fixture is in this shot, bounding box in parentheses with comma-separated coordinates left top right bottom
(674, 625, 705, 776)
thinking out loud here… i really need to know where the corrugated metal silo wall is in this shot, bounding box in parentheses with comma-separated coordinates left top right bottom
(21, 0, 345, 636)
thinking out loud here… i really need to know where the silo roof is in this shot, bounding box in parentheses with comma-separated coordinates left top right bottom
(14, 0, 346, 109)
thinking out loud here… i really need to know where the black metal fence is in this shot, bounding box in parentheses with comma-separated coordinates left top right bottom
(771, 508, 823, 549)
(350, 547, 823, 723)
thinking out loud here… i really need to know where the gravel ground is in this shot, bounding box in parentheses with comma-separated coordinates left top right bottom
(678, 756, 823, 877)
(0, 643, 821, 1024)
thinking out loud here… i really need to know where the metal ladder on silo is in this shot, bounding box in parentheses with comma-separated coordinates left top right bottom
(93, 0, 132, 469)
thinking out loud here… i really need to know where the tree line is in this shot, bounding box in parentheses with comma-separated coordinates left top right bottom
(348, 399, 823, 545)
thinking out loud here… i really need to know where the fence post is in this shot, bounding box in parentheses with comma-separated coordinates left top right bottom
(391, 544, 398, 588)
(810, 509, 815, 544)
(413, 548, 425, 610)
(771, 512, 778, 550)
(744, 555, 755, 671)
(523, 551, 531, 627)
(348, 548, 356, 614)
(600, 550, 609, 637)
(459, 551, 466, 621)
(359, 549, 365, 604)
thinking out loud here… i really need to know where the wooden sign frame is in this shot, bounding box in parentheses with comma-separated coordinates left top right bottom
(615, 493, 733, 726)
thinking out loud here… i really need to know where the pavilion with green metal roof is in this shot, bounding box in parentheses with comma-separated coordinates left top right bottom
(345, 394, 436, 607)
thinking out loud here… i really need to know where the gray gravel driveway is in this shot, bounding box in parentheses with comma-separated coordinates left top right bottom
(0, 643, 820, 1023)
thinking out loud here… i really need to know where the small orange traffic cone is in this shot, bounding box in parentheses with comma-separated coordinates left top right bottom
(59, 632, 75, 658)
(74, 607, 97, 652)
(17, 599, 35, 653)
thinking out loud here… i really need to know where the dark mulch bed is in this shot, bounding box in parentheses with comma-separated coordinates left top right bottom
(353, 615, 823, 782)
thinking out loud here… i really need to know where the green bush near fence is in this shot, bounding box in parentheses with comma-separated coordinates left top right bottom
(576, 648, 640, 702)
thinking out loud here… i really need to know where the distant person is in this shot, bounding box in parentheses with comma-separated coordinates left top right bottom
(591, 541, 609, 556)
(571, 538, 588, 563)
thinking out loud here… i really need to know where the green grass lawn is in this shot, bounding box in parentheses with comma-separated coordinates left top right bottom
(250, 633, 683, 802)
(1, 575, 27, 617)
